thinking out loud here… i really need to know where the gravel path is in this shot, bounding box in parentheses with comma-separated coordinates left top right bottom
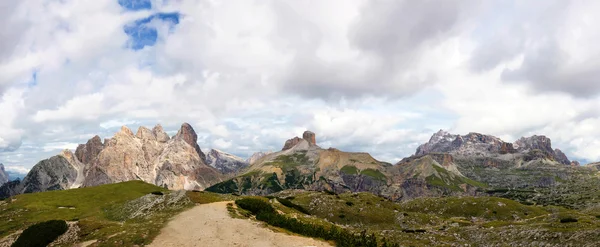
(149, 201, 332, 247)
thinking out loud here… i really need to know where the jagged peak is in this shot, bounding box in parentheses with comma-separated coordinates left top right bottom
(118, 125, 134, 137)
(135, 126, 156, 141)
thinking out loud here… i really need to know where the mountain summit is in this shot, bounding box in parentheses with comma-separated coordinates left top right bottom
(0, 123, 223, 199)
(416, 130, 571, 165)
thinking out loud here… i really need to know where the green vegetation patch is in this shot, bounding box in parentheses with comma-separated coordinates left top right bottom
(12, 220, 68, 247)
(235, 198, 398, 247)
(0, 181, 191, 246)
(341, 165, 359, 175)
(360, 169, 386, 181)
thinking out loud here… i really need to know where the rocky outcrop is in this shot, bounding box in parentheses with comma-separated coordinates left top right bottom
(153, 124, 170, 143)
(0, 163, 8, 185)
(553, 149, 571, 165)
(82, 123, 221, 190)
(205, 149, 248, 174)
(0, 150, 85, 199)
(416, 130, 514, 157)
(246, 151, 272, 165)
(282, 137, 302, 151)
(174, 123, 206, 162)
(303, 131, 316, 145)
(417, 131, 572, 165)
(75, 135, 104, 164)
(282, 130, 318, 151)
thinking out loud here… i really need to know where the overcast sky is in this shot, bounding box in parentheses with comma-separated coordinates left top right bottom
(1, 0, 600, 174)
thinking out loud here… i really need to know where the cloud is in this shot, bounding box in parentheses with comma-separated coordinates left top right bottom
(2, 0, 600, 170)
(469, 1, 600, 97)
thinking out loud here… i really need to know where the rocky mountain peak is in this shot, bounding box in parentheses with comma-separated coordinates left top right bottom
(282, 131, 317, 151)
(174, 122, 206, 162)
(282, 137, 302, 151)
(118, 125, 135, 137)
(205, 149, 248, 174)
(303, 131, 316, 145)
(417, 131, 572, 165)
(75, 135, 104, 164)
(136, 126, 156, 141)
(152, 124, 170, 142)
(514, 135, 553, 153)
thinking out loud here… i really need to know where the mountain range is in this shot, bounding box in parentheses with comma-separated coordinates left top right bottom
(2, 123, 599, 209)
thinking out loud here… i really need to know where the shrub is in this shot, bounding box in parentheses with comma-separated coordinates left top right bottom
(560, 217, 578, 223)
(276, 197, 310, 215)
(345, 201, 354, 206)
(235, 198, 398, 247)
(12, 220, 68, 247)
(150, 191, 164, 196)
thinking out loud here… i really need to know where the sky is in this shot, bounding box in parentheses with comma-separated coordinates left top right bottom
(1, 0, 600, 175)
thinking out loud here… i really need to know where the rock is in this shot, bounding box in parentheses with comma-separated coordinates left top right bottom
(75, 135, 104, 164)
(136, 126, 156, 141)
(174, 123, 206, 162)
(571, 161, 581, 166)
(499, 142, 517, 154)
(205, 149, 248, 174)
(16, 155, 79, 196)
(119, 125, 135, 137)
(0, 163, 8, 185)
(553, 149, 571, 165)
(416, 130, 505, 156)
(514, 135, 554, 154)
(246, 151, 271, 165)
(81, 123, 222, 190)
(153, 124, 170, 143)
(303, 131, 316, 145)
(282, 137, 302, 151)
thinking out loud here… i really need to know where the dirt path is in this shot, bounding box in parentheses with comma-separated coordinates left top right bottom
(148, 201, 332, 247)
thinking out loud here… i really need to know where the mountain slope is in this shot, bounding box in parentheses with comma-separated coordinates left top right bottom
(206, 131, 485, 200)
(205, 149, 248, 174)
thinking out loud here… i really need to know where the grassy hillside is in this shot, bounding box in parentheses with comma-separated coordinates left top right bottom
(0, 181, 193, 246)
(267, 190, 600, 246)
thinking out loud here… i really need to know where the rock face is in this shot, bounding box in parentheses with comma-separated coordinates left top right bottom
(416, 131, 571, 164)
(282, 137, 302, 151)
(246, 151, 272, 165)
(416, 130, 514, 157)
(205, 149, 249, 174)
(75, 135, 104, 164)
(82, 123, 221, 190)
(302, 131, 316, 145)
(0, 164, 8, 185)
(174, 123, 206, 162)
(0, 150, 84, 199)
(282, 130, 318, 151)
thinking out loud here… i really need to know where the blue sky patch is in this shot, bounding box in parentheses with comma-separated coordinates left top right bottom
(124, 12, 181, 50)
(118, 0, 152, 11)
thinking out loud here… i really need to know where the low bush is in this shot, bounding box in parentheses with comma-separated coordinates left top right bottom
(12, 220, 68, 247)
(560, 217, 578, 223)
(150, 191, 164, 196)
(235, 198, 398, 247)
(276, 197, 310, 215)
(345, 201, 354, 206)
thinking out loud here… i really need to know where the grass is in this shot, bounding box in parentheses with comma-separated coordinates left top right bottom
(360, 169, 387, 181)
(341, 165, 359, 175)
(0, 181, 190, 246)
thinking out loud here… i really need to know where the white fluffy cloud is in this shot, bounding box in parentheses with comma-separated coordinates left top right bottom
(1, 0, 600, 172)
